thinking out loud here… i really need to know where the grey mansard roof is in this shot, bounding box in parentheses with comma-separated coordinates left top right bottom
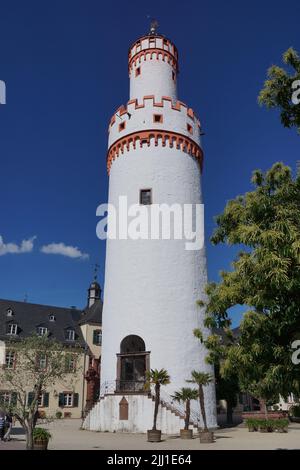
(0, 298, 86, 347)
(78, 299, 103, 326)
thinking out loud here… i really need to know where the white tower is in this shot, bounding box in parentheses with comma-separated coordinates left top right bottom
(86, 30, 217, 433)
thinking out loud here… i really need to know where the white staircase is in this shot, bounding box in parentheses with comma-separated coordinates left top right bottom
(83, 383, 200, 434)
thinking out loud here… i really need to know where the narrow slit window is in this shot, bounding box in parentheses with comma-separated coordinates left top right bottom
(172, 71, 176, 81)
(187, 123, 193, 134)
(140, 189, 152, 205)
(119, 121, 126, 132)
(153, 114, 163, 123)
(135, 67, 141, 77)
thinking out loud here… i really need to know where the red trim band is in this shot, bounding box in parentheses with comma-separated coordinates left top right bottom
(107, 129, 203, 174)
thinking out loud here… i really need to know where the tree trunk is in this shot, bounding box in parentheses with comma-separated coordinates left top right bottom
(226, 405, 233, 425)
(259, 398, 268, 418)
(199, 386, 208, 431)
(185, 400, 190, 430)
(153, 384, 160, 431)
(25, 424, 34, 450)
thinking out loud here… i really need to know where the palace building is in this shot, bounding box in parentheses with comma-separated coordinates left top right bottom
(0, 280, 102, 419)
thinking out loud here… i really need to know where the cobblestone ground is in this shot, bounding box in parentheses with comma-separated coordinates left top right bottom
(0, 438, 25, 450)
(2, 420, 300, 450)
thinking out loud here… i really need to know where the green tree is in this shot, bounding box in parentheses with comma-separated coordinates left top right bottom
(172, 387, 199, 430)
(187, 371, 213, 431)
(0, 335, 81, 449)
(200, 163, 300, 410)
(146, 368, 170, 431)
(258, 48, 300, 133)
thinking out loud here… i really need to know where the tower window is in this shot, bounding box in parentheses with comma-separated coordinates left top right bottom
(187, 123, 193, 134)
(140, 189, 152, 205)
(135, 67, 141, 77)
(172, 71, 176, 81)
(153, 114, 163, 123)
(119, 121, 126, 132)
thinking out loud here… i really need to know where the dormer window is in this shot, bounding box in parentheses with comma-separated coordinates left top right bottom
(49, 315, 56, 322)
(7, 324, 18, 336)
(65, 329, 75, 341)
(37, 326, 48, 337)
(6, 308, 14, 317)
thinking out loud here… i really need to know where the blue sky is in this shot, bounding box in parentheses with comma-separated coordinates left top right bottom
(0, 0, 299, 326)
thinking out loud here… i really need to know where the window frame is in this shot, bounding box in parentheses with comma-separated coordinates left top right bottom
(36, 353, 47, 371)
(7, 323, 18, 335)
(65, 328, 75, 342)
(153, 114, 163, 124)
(187, 123, 193, 134)
(5, 350, 16, 369)
(139, 189, 152, 206)
(118, 121, 126, 132)
(37, 326, 48, 337)
(93, 329, 102, 346)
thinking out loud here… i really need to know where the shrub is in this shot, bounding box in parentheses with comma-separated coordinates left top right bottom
(245, 418, 259, 431)
(55, 411, 63, 419)
(289, 405, 300, 418)
(274, 418, 289, 432)
(32, 427, 52, 442)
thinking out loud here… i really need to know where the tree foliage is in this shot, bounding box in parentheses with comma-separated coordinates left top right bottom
(200, 163, 300, 405)
(258, 48, 300, 133)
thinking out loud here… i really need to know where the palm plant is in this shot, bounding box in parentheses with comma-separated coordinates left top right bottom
(146, 369, 170, 431)
(172, 387, 198, 430)
(187, 371, 213, 431)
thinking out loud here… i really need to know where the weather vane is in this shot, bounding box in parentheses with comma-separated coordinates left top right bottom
(147, 16, 159, 35)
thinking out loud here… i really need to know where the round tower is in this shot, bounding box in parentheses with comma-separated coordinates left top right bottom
(99, 30, 217, 431)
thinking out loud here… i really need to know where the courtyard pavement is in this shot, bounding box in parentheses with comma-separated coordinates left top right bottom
(1, 419, 300, 450)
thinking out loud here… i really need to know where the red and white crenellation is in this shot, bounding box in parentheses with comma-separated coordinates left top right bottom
(107, 96, 203, 174)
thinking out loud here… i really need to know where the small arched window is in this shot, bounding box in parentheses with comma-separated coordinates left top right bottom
(120, 335, 145, 354)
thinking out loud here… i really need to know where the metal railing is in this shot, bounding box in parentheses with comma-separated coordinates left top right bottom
(116, 380, 146, 393)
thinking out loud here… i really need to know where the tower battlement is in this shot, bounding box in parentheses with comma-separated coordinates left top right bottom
(107, 95, 203, 174)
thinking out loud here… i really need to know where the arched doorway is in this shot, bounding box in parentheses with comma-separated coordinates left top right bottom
(116, 335, 149, 392)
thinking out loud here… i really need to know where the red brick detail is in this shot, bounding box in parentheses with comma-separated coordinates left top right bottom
(129, 48, 178, 73)
(109, 96, 200, 128)
(128, 35, 178, 72)
(107, 130, 203, 174)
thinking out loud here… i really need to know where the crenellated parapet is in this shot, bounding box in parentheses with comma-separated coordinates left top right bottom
(107, 129, 203, 174)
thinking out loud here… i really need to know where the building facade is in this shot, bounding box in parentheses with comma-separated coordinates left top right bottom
(0, 281, 102, 419)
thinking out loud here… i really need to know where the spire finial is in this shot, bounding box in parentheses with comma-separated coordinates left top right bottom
(148, 17, 159, 35)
